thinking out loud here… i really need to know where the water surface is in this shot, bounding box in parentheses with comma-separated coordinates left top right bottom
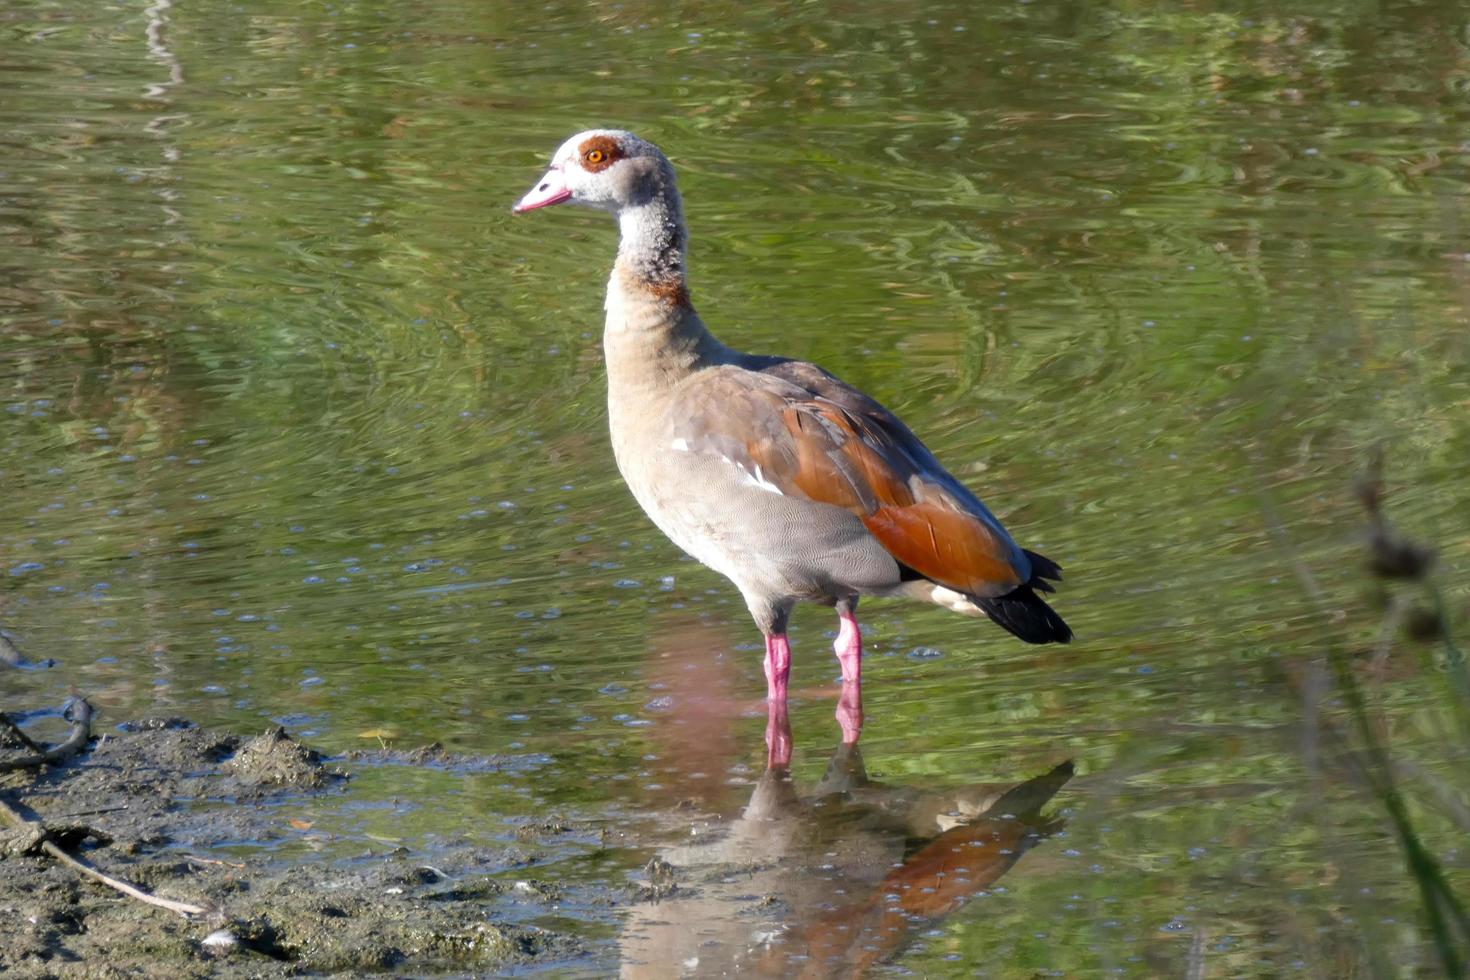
(3, 0, 1468, 973)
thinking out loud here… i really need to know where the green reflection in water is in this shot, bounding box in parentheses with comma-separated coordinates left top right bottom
(2, 0, 1468, 973)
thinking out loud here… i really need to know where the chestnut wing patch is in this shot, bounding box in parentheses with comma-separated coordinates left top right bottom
(671, 365, 1027, 598)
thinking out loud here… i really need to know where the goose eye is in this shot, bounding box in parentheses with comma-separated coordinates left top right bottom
(585, 149, 606, 164)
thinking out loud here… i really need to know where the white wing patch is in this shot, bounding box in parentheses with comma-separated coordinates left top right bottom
(737, 462, 783, 495)
(930, 585, 982, 614)
(667, 437, 782, 494)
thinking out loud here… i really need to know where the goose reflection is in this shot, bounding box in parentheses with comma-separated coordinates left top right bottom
(622, 686, 1072, 978)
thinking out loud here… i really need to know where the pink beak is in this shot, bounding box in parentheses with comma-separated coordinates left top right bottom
(512, 169, 572, 213)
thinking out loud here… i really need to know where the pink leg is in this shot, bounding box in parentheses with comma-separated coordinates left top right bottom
(835, 679, 864, 746)
(765, 697, 792, 769)
(763, 632, 792, 704)
(833, 609, 864, 743)
(834, 609, 862, 684)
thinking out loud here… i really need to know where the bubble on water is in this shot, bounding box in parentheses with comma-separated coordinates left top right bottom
(907, 646, 943, 660)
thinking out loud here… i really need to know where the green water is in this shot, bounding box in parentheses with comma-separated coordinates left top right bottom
(3, 0, 1469, 974)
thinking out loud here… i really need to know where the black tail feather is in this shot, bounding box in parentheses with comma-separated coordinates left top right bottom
(1023, 549, 1064, 583)
(974, 586, 1072, 644)
(974, 550, 1072, 644)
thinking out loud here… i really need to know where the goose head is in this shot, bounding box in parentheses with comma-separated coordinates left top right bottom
(512, 129, 674, 215)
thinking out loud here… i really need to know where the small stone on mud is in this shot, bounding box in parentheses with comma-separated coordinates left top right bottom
(512, 879, 561, 900)
(118, 717, 196, 732)
(407, 741, 448, 763)
(385, 866, 441, 888)
(637, 857, 678, 901)
(228, 727, 341, 789)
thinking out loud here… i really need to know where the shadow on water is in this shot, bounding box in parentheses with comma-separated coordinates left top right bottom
(620, 692, 1072, 978)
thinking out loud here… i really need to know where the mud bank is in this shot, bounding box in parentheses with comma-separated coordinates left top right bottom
(0, 719, 587, 977)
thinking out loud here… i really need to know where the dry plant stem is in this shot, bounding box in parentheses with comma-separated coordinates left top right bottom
(0, 698, 94, 772)
(1261, 496, 1470, 975)
(1370, 595, 1410, 673)
(1432, 586, 1470, 701)
(0, 795, 210, 919)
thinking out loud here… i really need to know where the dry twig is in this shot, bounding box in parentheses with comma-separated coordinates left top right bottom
(183, 853, 246, 870)
(0, 696, 214, 920)
(0, 793, 210, 919)
(0, 698, 95, 773)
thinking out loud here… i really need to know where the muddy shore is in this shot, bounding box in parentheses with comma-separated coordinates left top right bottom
(0, 718, 592, 977)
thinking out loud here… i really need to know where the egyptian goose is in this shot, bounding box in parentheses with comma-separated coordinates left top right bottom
(513, 130, 1071, 719)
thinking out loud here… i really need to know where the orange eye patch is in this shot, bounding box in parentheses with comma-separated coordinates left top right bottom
(578, 135, 623, 173)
